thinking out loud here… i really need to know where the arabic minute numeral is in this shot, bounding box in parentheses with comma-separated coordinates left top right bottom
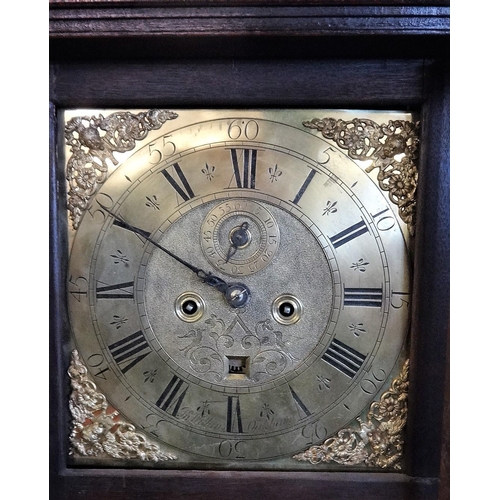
(227, 119, 259, 140)
(360, 368, 388, 395)
(68, 275, 88, 301)
(371, 207, 396, 231)
(148, 136, 176, 164)
(391, 291, 411, 309)
(301, 422, 328, 446)
(85, 353, 110, 380)
(218, 440, 247, 459)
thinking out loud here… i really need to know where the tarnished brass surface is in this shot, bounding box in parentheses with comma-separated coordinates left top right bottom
(65, 109, 416, 470)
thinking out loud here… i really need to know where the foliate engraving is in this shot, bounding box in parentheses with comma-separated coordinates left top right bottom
(68, 350, 176, 461)
(65, 109, 178, 229)
(303, 117, 419, 235)
(293, 359, 409, 469)
(175, 312, 296, 384)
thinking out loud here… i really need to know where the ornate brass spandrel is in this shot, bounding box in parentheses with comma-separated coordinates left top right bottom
(303, 117, 419, 235)
(68, 349, 176, 462)
(293, 359, 409, 470)
(65, 109, 178, 230)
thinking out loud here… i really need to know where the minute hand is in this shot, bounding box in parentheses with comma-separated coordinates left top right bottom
(103, 208, 250, 307)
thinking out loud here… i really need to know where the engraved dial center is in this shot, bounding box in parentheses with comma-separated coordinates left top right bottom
(140, 196, 336, 391)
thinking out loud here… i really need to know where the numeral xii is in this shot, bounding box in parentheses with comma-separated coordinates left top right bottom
(230, 148, 257, 189)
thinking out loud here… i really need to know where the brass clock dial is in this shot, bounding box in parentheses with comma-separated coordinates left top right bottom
(65, 109, 413, 469)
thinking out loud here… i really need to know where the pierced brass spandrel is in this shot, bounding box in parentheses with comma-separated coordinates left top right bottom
(303, 117, 419, 235)
(293, 359, 409, 470)
(68, 349, 176, 462)
(65, 109, 178, 229)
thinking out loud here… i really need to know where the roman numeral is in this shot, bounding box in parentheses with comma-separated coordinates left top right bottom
(229, 148, 257, 189)
(155, 375, 189, 417)
(344, 287, 383, 308)
(322, 339, 366, 378)
(329, 219, 369, 248)
(161, 163, 195, 202)
(226, 395, 243, 433)
(108, 330, 151, 374)
(289, 385, 312, 419)
(290, 169, 317, 205)
(96, 280, 134, 299)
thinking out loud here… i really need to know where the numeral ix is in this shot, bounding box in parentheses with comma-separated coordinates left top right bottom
(96, 281, 134, 299)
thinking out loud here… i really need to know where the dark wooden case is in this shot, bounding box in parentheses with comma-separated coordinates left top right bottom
(49, 2, 450, 498)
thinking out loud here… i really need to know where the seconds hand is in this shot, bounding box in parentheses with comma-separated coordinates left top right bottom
(102, 207, 250, 308)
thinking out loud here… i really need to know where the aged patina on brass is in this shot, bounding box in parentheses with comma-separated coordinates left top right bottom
(64, 109, 417, 470)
